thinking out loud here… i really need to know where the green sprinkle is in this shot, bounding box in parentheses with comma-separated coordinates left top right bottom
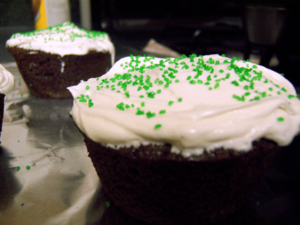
(125, 104, 130, 109)
(231, 81, 239, 86)
(233, 94, 245, 102)
(147, 91, 155, 98)
(219, 69, 224, 73)
(168, 101, 174, 106)
(136, 108, 144, 115)
(251, 96, 260, 101)
(146, 111, 156, 118)
(26, 165, 31, 170)
(175, 79, 179, 83)
(187, 76, 192, 80)
(157, 89, 161, 94)
(125, 91, 130, 98)
(88, 99, 94, 107)
(208, 57, 214, 64)
(154, 124, 162, 129)
(105, 201, 110, 208)
(281, 87, 287, 92)
(189, 80, 196, 84)
(277, 91, 281, 95)
(141, 102, 145, 107)
(178, 98, 182, 102)
(116, 102, 125, 111)
(197, 80, 203, 84)
(214, 83, 219, 89)
(288, 94, 295, 99)
(139, 95, 144, 98)
(16, 166, 20, 171)
(269, 87, 273, 91)
(252, 65, 257, 69)
(277, 117, 284, 122)
(159, 110, 166, 114)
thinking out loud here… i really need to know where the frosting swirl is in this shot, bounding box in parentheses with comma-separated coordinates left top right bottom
(0, 64, 15, 94)
(6, 22, 115, 65)
(68, 54, 300, 156)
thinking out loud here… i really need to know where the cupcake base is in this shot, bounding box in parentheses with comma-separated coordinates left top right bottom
(84, 136, 277, 225)
(7, 47, 111, 98)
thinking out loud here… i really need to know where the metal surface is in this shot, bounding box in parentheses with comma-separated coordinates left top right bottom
(0, 63, 101, 225)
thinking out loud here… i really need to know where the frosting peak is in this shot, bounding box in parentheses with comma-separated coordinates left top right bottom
(68, 54, 300, 157)
(6, 22, 115, 64)
(0, 64, 15, 94)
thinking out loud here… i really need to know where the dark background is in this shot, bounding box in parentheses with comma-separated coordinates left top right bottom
(1, 0, 300, 224)
(1, 0, 300, 86)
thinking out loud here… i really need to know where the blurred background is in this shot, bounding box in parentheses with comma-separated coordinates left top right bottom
(1, 0, 300, 86)
(1, 1, 300, 224)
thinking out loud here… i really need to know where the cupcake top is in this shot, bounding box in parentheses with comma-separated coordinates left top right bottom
(68, 54, 300, 157)
(0, 64, 15, 94)
(6, 22, 115, 64)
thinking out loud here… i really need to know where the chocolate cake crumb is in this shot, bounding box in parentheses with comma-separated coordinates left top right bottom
(7, 47, 110, 98)
(84, 135, 277, 225)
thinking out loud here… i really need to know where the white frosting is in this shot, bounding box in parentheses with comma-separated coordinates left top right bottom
(6, 22, 115, 65)
(0, 64, 15, 94)
(68, 55, 300, 156)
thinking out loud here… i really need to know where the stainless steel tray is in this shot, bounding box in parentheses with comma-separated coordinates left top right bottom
(0, 63, 102, 225)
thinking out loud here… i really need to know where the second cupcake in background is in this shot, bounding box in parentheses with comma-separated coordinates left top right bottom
(6, 22, 115, 99)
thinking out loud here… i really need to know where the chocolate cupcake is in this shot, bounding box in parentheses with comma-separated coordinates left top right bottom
(68, 55, 300, 224)
(6, 22, 115, 99)
(0, 64, 15, 136)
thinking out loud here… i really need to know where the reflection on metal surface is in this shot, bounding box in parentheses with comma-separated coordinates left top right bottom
(0, 65, 101, 225)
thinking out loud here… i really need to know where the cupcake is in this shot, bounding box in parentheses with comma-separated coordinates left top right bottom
(0, 64, 15, 136)
(68, 54, 300, 224)
(6, 22, 115, 99)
